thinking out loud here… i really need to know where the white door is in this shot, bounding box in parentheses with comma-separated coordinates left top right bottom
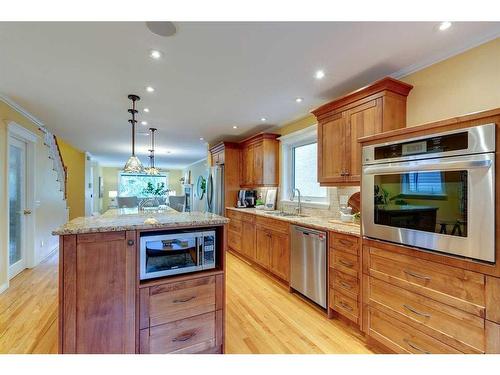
(8, 137, 28, 279)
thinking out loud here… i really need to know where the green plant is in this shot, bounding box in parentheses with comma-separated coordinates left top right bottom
(142, 182, 168, 196)
(256, 199, 264, 206)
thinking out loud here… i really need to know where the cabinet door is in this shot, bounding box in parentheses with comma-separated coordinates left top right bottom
(241, 145, 254, 186)
(252, 142, 264, 185)
(270, 230, 290, 282)
(345, 99, 382, 182)
(318, 113, 346, 184)
(255, 228, 271, 269)
(61, 232, 136, 354)
(241, 221, 256, 261)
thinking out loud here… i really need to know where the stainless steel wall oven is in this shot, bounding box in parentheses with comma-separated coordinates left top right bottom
(362, 124, 495, 262)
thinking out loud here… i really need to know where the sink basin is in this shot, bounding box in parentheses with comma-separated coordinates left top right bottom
(263, 211, 308, 218)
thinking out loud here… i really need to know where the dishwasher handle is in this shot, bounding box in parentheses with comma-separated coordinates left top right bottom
(293, 226, 326, 240)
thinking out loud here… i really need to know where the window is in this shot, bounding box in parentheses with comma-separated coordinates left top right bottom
(402, 172, 444, 195)
(119, 173, 169, 198)
(280, 125, 329, 207)
(292, 143, 327, 201)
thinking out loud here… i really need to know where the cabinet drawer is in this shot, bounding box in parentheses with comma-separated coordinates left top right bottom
(368, 277, 485, 353)
(369, 308, 461, 354)
(330, 269, 359, 299)
(228, 230, 241, 252)
(330, 249, 359, 277)
(240, 212, 256, 223)
(141, 311, 216, 354)
(330, 289, 359, 323)
(228, 218, 242, 233)
(226, 210, 243, 221)
(149, 276, 216, 327)
(367, 246, 485, 316)
(255, 216, 289, 233)
(330, 232, 359, 255)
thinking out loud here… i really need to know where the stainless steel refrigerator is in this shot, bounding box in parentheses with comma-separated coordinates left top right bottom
(206, 165, 224, 215)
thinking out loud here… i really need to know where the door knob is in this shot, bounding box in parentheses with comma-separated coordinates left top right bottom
(23, 209, 32, 215)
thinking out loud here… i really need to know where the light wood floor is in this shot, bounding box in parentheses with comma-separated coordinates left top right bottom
(0, 250, 375, 354)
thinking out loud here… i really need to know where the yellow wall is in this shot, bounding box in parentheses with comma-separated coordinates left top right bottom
(101, 167, 120, 212)
(277, 38, 500, 134)
(57, 138, 86, 220)
(1, 100, 68, 291)
(402, 38, 500, 126)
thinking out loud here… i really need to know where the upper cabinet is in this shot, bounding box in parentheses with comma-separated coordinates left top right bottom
(240, 133, 279, 188)
(312, 77, 413, 186)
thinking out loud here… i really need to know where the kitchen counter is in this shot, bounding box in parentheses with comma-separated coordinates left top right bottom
(226, 207, 360, 236)
(53, 208, 229, 235)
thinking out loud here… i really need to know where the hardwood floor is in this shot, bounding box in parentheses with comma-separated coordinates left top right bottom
(225, 252, 375, 354)
(0, 250, 58, 354)
(0, 250, 375, 354)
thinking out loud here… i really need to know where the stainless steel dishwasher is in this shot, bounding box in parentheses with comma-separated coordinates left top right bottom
(290, 225, 327, 308)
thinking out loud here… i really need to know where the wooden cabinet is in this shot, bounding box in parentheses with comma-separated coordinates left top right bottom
(255, 228, 271, 268)
(240, 133, 279, 187)
(270, 230, 290, 281)
(208, 142, 240, 210)
(328, 232, 361, 325)
(312, 77, 412, 186)
(241, 221, 256, 260)
(139, 273, 224, 354)
(226, 210, 255, 261)
(59, 231, 136, 354)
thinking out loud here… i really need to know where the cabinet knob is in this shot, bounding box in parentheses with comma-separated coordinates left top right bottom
(127, 239, 135, 246)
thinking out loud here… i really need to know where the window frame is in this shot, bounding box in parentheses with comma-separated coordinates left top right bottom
(279, 124, 330, 208)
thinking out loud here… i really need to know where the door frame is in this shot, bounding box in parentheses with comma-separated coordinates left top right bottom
(7, 122, 37, 277)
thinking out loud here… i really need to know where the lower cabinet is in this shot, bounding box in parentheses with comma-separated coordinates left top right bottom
(255, 228, 271, 268)
(255, 222, 290, 282)
(139, 273, 224, 354)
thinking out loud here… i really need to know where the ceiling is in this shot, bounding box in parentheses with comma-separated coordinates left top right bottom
(1, 22, 499, 169)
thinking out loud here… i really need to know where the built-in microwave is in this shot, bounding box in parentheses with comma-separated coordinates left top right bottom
(140, 229, 216, 280)
(362, 123, 495, 263)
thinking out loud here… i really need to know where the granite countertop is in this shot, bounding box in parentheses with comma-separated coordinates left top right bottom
(226, 207, 361, 236)
(53, 208, 229, 235)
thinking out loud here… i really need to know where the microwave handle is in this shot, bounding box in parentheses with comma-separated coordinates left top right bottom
(198, 236, 204, 267)
(363, 159, 492, 175)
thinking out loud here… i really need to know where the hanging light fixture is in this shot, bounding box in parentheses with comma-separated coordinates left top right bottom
(145, 127, 160, 175)
(123, 94, 144, 173)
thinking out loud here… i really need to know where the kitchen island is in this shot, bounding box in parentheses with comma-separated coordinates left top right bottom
(53, 209, 229, 354)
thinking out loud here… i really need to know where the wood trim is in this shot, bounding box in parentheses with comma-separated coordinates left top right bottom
(58, 236, 64, 353)
(239, 132, 280, 147)
(77, 231, 126, 243)
(138, 269, 224, 289)
(209, 141, 240, 153)
(486, 276, 500, 323)
(486, 320, 500, 354)
(125, 230, 137, 353)
(311, 77, 412, 118)
(61, 235, 77, 353)
(139, 288, 150, 330)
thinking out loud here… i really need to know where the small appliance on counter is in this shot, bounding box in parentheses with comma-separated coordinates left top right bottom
(237, 189, 257, 208)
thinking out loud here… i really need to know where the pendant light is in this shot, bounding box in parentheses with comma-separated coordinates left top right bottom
(145, 127, 160, 175)
(123, 94, 144, 173)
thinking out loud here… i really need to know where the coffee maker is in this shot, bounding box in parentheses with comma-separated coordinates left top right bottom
(237, 189, 257, 208)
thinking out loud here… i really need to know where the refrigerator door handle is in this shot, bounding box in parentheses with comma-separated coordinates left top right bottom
(207, 173, 213, 211)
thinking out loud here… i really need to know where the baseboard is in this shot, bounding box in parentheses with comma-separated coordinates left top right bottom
(0, 282, 8, 295)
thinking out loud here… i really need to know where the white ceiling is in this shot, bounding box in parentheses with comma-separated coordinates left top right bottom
(1, 22, 499, 169)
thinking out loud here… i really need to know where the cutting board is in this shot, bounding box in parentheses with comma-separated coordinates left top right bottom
(347, 192, 361, 214)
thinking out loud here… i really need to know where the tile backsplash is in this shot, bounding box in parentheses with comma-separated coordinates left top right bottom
(256, 186, 360, 219)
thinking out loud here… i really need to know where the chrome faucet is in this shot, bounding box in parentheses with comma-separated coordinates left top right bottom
(290, 188, 302, 215)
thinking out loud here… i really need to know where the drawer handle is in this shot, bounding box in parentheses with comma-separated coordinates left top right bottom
(403, 338, 430, 354)
(403, 304, 432, 318)
(339, 239, 353, 247)
(339, 259, 354, 268)
(172, 332, 196, 342)
(404, 270, 431, 281)
(173, 296, 196, 303)
(339, 281, 352, 290)
(339, 301, 353, 311)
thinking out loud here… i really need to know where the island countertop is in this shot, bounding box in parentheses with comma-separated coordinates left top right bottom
(53, 208, 229, 235)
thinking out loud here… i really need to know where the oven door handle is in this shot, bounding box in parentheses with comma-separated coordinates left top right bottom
(198, 236, 204, 267)
(363, 159, 492, 175)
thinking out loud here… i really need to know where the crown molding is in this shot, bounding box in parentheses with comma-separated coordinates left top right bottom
(0, 94, 48, 133)
(391, 30, 500, 79)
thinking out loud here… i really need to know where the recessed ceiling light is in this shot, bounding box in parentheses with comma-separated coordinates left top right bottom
(200, 137, 204, 141)
(149, 49, 163, 59)
(315, 70, 325, 79)
(143, 108, 150, 113)
(146, 86, 155, 93)
(141, 121, 148, 126)
(166, 150, 172, 154)
(295, 97, 303, 103)
(260, 117, 267, 122)
(233, 126, 238, 129)
(439, 21, 452, 31)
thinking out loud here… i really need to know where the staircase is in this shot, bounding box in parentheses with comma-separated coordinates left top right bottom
(42, 129, 67, 200)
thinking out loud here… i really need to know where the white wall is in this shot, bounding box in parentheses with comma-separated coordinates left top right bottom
(183, 159, 208, 212)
